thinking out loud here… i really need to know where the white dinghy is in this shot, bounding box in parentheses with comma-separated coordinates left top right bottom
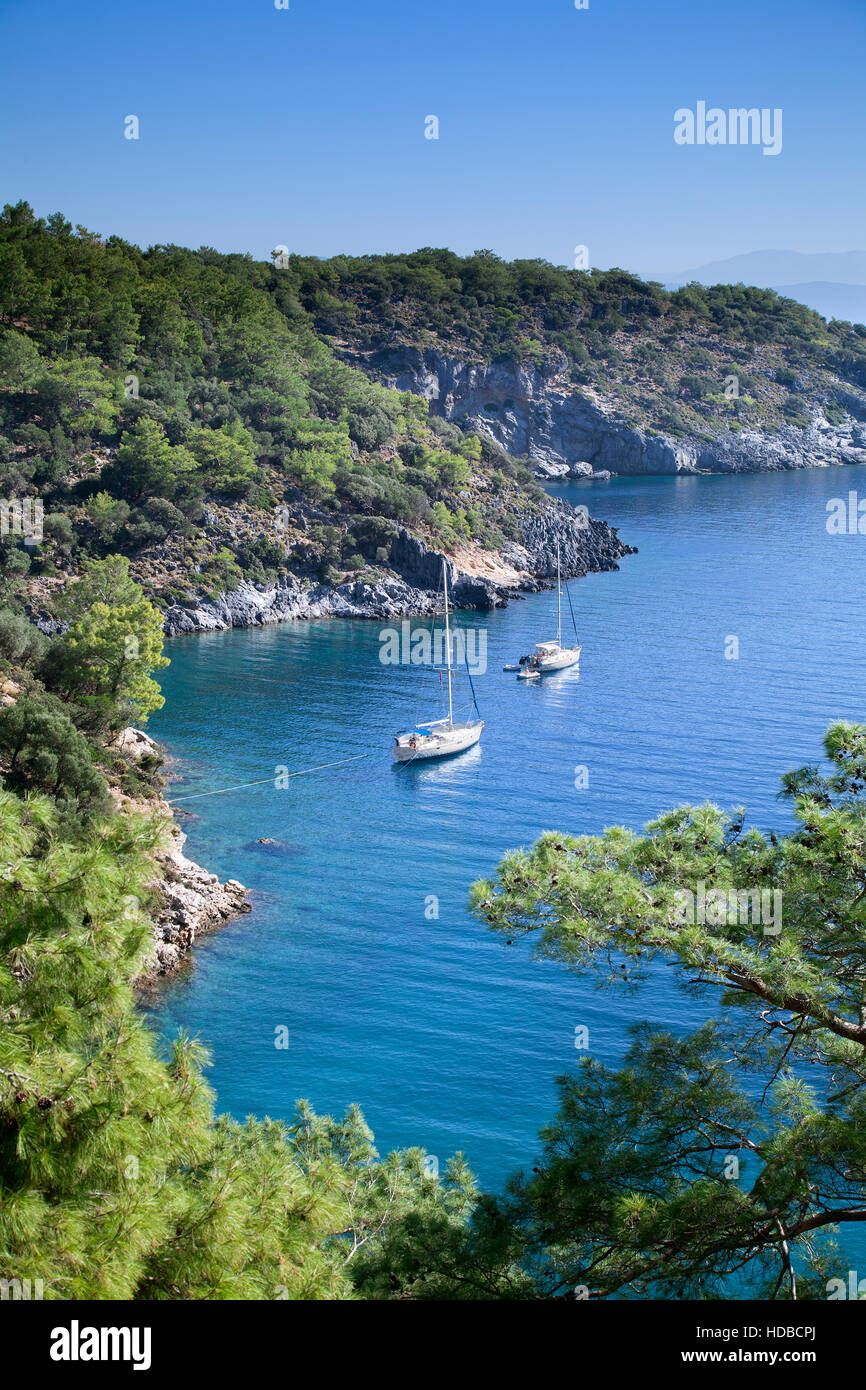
(392, 562, 484, 763)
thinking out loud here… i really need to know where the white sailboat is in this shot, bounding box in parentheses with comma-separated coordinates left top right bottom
(515, 542, 581, 679)
(392, 561, 484, 762)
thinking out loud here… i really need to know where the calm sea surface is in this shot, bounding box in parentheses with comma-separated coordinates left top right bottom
(145, 465, 866, 1190)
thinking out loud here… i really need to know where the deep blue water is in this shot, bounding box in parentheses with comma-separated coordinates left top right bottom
(145, 464, 866, 1190)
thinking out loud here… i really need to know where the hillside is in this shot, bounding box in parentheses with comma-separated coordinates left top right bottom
(5, 206, 866, 634)
(289, 247, 866, 477)
(0, 203, 630, 633)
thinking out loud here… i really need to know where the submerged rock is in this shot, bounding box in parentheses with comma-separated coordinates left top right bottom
(245, 838, 307, 856)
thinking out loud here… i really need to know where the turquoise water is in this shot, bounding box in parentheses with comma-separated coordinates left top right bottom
(146, 464, 866, 1189)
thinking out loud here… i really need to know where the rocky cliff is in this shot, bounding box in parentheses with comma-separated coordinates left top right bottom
(346, 345, 866, 480)
(113, 729, 252, 985)
(162, 499, 633, 636)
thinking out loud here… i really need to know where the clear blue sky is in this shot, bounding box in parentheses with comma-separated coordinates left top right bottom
(1, 0, 863, 274)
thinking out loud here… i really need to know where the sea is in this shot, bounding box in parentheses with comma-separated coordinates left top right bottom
(145, 463, 866, 1192)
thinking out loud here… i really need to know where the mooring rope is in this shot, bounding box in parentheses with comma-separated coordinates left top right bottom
(166, 752, 373, 802)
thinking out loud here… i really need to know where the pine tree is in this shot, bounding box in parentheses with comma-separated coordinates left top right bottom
(469, 722, 866, 1299)
(0, 618, 478, 1300)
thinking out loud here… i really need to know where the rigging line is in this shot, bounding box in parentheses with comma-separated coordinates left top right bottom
(565, 572, 579, 641)
(157, 670, 315, 688)
(464, 660, 481, 719)
(394, 745, 423, 768)
(166, 752, 372, 802)
(446, 574, 482, 719)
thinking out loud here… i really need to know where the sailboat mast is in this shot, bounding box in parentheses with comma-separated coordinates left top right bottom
(443, 560, 454, 727)
(556, 542, 562, 646)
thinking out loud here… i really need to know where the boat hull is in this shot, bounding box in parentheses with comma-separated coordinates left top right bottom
(518, 646, 581, 676)
(392, 720, 484, 762)
(538, 646, 581, 672)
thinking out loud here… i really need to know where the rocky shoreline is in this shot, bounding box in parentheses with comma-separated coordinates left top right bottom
(163, 502, 634, 636)
(145, 816, 251, 984)
(343, 343, 866, 481)
(115, 729, 252, 987)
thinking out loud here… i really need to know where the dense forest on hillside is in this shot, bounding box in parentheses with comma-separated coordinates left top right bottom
(0, 202, 551, 614)
(2, 201, 865, 618)
(3, 203, 866, 1300)
(285, 245, 866, 439)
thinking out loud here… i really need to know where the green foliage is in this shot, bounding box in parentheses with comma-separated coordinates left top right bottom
(59, 599, 169, 725)
(124, 497, 189, 548)
(0, 329, 42, 386)
(431, 500, 470, 547)
(31, 355, 118, 440)
(52, 555, 169, 726)
(470, 722, 866, 1298)
(186, 422, 258, 496)
(201, 547, 244, 597)
(0, 607, 48, 666)
(287, 1102, 500, 1300)
(0, 698, 108, 811)
(54, 553, 143, 620)
(286, 417, 352, 494)
(85, 491, 132, 543)
(108, 418, 198, 501)
(0, 789, 356, 1299)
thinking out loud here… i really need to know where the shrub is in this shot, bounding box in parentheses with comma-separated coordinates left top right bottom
(0, 696, 109, 812)
(0, 608, 48, 666)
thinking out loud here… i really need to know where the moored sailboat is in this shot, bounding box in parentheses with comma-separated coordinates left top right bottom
(515, 541, 581, 678)
(392, 562, 484, 762)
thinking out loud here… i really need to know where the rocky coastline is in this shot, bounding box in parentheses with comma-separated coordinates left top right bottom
(344, 344, 866, 481)
(162, 501, 634, 637)
(145, 816, 251, 984)
(114, 729, 252, 986)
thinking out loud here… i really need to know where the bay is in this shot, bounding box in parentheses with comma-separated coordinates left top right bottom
(146, 463, 866, 1190)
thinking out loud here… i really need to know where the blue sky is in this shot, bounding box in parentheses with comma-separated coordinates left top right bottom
(1, 0, 863, 274)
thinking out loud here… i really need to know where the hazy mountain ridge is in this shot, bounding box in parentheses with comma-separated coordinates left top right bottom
(654, 249, 866, 327)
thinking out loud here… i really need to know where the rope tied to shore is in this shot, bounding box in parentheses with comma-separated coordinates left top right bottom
(167, 752, 373, 802)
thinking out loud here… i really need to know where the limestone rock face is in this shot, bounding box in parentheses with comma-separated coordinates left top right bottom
(347, 344, 866, 480)
(112, 727, 253, 984)
(147, 829, 251, 979)
(161, 503, 634, 636)
(140, 820, 251, 982)
(113, 726, 159, 760)
(162, 574, 448, 634)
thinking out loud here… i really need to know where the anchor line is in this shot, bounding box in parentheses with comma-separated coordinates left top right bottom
(166, 752, 373, 802)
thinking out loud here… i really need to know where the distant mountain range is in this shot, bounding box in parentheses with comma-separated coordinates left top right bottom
(650, 251, 866, 326)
